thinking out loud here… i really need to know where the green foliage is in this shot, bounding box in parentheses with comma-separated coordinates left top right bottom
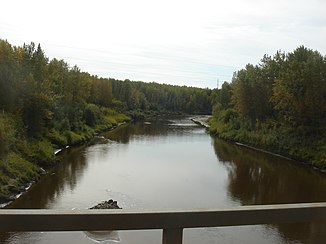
(90, 78, 113, 107)
(17, 140, 56, 166)
(0, 152, 40, 196)
(0, 113, 16, 156)
(210, 46, 326, 166)
(0, 152, 39, 182)
(272, 46, 326, 126)
(126, 110, 146, 121)
(84, 103, 102, 126)
(64, 131, 85, 145)
(46, 129, 67, 147)
(111, 79, 212, 114)
(211, 82, 233, 110)
(96, 109, 131, 130)
(232, 64, 274, 121)
(21, 92, 53, 137)
(0, 40, 17, 111)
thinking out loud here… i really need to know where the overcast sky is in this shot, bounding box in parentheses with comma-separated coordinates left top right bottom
(1, 0, 325, 88)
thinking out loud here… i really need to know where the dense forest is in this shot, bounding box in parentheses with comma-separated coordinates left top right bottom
(210, 46, 326, 167)
(0, 39, 212, 202)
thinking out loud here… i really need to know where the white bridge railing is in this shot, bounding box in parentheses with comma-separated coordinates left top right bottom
(1, 202, 326, 244)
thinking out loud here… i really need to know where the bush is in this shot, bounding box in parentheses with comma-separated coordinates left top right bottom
(0, 152, 40, 196)
(17, 139, 56, 166)
(101, 107, 118, 116)
(46, 129, 67, 147)
(0, 152, 39, 180)
(84, 103, 102, 126)
(0, 113, 16, 156)
(64, 130, 85, 145)
(127, 110, 145, 121)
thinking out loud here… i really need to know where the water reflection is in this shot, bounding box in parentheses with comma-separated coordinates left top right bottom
(212, 137, 326, 243)
(6, 145, 88, 209)
(84, 230, 120, 243)
(104, 116, 198, 144)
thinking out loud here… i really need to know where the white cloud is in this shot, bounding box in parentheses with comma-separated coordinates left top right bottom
(0, 0, 325, 88)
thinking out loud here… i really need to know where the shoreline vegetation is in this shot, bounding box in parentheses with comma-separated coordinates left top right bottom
(0, 39, 325, 205)
(192, 116, 326, 172)
(208, 117, 326, 172)
(0, 39, 212, 205)
(0, 116, 130, 207)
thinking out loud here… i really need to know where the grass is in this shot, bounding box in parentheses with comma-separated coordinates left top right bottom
(46, 129, 68, 147)
(47, 111, 131, 147)
(0, 152, 40, 196)
(17, 139, 57, 166)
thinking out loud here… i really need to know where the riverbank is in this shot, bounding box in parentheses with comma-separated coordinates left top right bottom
(191, 115, 326, 172)
(191, 115, 211, 128)
(208, 116, 326, 172)
(0, 116, 131, 207)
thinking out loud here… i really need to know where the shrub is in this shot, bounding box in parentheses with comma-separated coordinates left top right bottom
(64, 131, 85, 145)
(84, 103, 102, 126)
(46, 129, 67, 147)
(17, 139, 56, 166)
(0, 152, 40, 196)
(0, 113, 16, 156)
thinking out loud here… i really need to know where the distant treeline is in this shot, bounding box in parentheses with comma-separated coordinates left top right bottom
(0, 39, 212, 200)
(210, 46, 326, 166)
(111, 79, 212, 114)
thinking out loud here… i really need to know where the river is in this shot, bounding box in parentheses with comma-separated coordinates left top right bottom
(1, 116, 326, 243)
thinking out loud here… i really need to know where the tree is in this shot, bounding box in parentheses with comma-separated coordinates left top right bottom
(22, 93, 53, 137)
(90, 78, 113, 107)
(0, 114, 16, 156)
(218, 81, 232, 109)
(84, 103, 101, 126)
(272, 46, 326, 125)
(232, 64, 269, 121)
(0, 40, 16, 111)
(47, 58, 69, 95)
(32, 44, 48, 83)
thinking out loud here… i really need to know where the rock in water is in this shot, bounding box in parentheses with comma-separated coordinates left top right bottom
(90, 199, 121, 209)
(85, 199, 122, 242)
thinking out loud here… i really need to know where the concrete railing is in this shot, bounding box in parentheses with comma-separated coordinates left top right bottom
(1, 202, 326, 244)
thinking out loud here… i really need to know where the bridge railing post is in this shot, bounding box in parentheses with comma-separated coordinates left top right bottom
(162, 228, 183, 244)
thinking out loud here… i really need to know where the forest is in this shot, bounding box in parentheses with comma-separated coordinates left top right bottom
(210, 46, 326, 167)
(0, 39, 212, 201)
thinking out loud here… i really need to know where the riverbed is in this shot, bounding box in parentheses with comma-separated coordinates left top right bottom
(1, 116, 326, 243)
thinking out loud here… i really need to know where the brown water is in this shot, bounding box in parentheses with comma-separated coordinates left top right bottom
(1, 116, 326, 243)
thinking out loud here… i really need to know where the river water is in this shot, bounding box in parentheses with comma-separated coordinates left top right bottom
(1, 116, 326, 243)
